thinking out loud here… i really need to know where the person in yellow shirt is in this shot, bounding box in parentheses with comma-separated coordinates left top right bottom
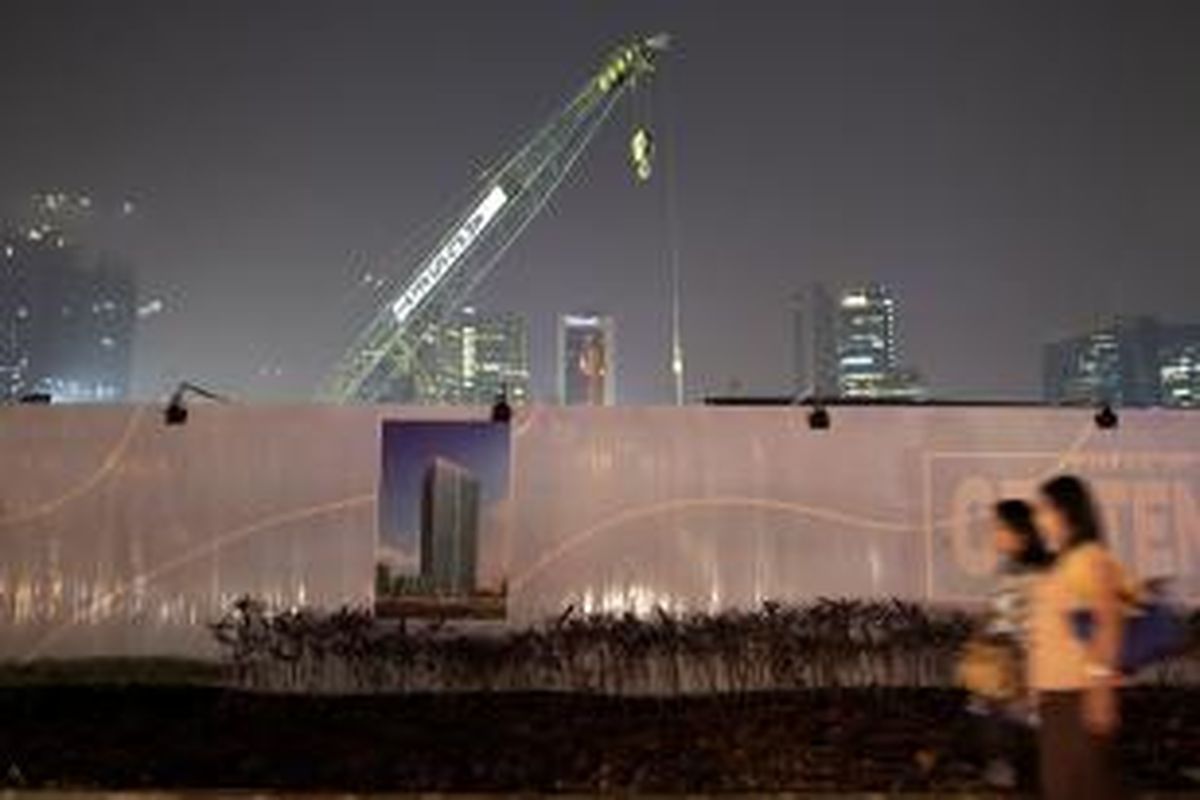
(1029, 475, 1127, 800)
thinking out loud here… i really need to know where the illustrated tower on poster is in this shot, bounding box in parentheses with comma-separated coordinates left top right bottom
(420, 456, 480, 594)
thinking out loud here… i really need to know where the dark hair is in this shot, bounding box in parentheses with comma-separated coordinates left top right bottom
(1040, 474, 1104, 549)
(994, 498, 1052, 567)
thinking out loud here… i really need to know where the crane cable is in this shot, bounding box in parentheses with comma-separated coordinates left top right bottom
(650, 57, 686, 405)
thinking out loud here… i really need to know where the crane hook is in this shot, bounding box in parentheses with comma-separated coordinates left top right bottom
(630, 127, 655, 182)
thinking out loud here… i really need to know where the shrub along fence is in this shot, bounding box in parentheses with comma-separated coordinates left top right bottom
(210, 597, 1200, 694)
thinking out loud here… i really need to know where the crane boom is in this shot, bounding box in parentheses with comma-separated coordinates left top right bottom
(320, 33, 670, 403)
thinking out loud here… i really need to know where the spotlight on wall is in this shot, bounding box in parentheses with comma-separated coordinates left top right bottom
(18, 392, 53, 405)
(491, 387, 513, 424)
(1094, 403, 1119, 431)
(808, 403, 831, 431)
(163, 381, 230, 427)
(164, 393, 188, 425)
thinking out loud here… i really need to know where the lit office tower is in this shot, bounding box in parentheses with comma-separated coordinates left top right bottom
(431, 307, 530, 405)
(1045, 317, 1200, 408)
(791, 284, 839, 399)
(1159, 325, 1200, 408)
(1, 224, 135, 403)
(558, 313, 616, 405)
(420, 457, 481, 595)
(836, 284, 900, 398)
(1042, 327, 1124, 406)
(0, 236, 26, 399)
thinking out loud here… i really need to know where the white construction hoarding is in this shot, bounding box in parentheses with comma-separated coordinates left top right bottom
(0, 404, 1196, 658)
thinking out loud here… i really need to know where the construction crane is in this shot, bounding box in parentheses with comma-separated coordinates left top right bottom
(320, 33, 672, 403)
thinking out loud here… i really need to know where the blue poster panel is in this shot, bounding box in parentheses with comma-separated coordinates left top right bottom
(377, 420, 510, 618)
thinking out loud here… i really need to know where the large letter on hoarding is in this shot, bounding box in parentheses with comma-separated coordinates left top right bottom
(1177, 481, 1200, 579)
(1133, 481, 1174, 578)
(949, 476, 997, 578)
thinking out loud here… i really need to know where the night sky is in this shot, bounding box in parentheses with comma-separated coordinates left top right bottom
(3, 0, 1199, 403)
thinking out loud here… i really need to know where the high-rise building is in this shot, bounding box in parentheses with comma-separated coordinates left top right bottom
(420, 457, 480, 595)
(1043, 327, 1124, 406)
(791, 284, 838, 399)
(1, 226, 135, 403)
(1043, 316, 1200, 408)
(836, 283, 920, 398)
(1159, 325, 1200, 408)
(0, 234, 32, 400)
(558, 313, 616, 405)
(790, 281, 925, 400)
(429, 307, 530, 405)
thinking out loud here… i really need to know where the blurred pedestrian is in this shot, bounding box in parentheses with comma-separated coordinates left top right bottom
(1029, 475, 1128, 800)
(970, 499, 1051, 789)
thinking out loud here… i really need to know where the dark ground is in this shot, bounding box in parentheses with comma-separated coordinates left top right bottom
(1, 686, 1199, 793)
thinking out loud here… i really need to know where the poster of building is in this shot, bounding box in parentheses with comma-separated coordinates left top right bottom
(376, 420, 510, 618)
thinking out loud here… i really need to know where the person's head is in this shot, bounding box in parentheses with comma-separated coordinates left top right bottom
(993, 499, 1051, 568)
(1037, 474, 1104, 553)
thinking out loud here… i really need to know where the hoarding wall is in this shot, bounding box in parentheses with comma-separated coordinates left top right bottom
(1, 404, 1197, 658)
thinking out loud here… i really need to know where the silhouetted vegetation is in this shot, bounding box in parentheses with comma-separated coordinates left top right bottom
(209, 596, 1200, 694)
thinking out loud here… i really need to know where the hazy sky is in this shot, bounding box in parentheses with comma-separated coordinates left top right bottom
(3, 0, 1199, 402)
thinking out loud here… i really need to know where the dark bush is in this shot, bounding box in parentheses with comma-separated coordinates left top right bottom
(211, 597, 1200, 694)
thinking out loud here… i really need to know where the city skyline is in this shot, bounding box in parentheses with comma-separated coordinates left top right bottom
(1044, 315, 1200, 408)
(11, 180, 1200, 407)
(8, 182, 1200, 408)
(2, 1, 1199, 403)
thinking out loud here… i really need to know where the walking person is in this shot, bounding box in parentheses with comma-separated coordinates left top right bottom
(967, 499, 1052, 789)
(1029, 475, 1129, 800)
